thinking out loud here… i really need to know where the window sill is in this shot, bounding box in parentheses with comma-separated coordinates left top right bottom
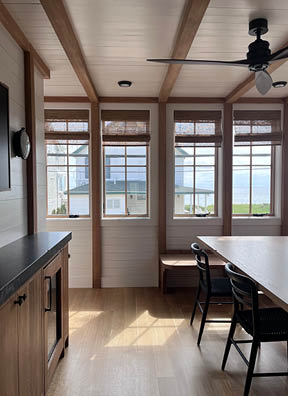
(169, 216, 223, 226)
(46, 217, 91, 221)
(232, 217, 281, 226)
(101, 216, 156, 227)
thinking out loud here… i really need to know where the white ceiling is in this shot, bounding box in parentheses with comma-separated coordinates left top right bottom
(3, 0, 288, 98)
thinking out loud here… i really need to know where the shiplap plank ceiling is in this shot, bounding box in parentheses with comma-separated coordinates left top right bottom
(3, 0, 86, 96)
(3, 0, 288, 98)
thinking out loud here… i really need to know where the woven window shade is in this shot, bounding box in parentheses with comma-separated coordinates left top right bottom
(45, 109, 89, 121)
(234, 110, 282, 146)
(102, 110, 150, 145)
(45, 109, 89, 140)
(174, 110, 222, 147)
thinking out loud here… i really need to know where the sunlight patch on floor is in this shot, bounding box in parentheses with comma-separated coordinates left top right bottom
(69, 310, 103, 335)
(105, 310, 185, 347)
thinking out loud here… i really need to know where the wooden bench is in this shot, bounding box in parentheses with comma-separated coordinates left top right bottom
(160, 253, 226, 294)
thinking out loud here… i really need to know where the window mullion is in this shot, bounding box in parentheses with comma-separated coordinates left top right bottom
(67, 142, 70, 217)
(249, 121, 253, 215)
(125, 146, 128, 216)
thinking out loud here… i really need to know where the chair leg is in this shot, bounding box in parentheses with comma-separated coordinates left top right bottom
(190, 286, 201, 326)
(243, 339, 259, 396)
(197, 295, 210, 346)
(221, 314, 237, 371)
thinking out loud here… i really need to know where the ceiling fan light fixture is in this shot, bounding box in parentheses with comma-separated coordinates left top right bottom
(255, 70, 272, 95)
(272, 81, 287, 88)
(118, 80, 132, 88)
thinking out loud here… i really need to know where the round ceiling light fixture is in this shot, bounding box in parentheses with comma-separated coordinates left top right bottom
(118, 80, 132, 88)
(272, 81, 287, 88)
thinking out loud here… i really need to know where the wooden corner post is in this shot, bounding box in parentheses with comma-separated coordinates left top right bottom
(24, 51, 37, 235)
(91, 102, 101, 287)
(223, 103, 233, 236)
(159, 103, 167, 254)
(282, 101, 288, 235)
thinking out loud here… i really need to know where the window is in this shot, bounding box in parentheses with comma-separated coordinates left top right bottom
(232, 110, 281, 216)
(102, 110, 150, 217)
(45, 110, 90, 217)
(174, 111, 221, 216)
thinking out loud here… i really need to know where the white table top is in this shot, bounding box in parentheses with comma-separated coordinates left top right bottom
(197, 236, 288, 312)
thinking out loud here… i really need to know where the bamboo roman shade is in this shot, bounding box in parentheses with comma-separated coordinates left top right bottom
(233, 110, 282, 146)
(102, 110, 150, 145)
(45, 109, 89, 141)
(174, 110, 222, 146)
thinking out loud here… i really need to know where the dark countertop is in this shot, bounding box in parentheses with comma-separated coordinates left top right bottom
(0, 232, 72, 307)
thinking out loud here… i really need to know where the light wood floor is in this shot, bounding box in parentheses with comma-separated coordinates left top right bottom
(47, 288, 288, 396)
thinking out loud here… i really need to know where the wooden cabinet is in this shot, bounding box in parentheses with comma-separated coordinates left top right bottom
(0, 271, 43, 396)
(0, 243, 69, 396)
(0, 293, 19, 396)
(18, 270, 43, 396)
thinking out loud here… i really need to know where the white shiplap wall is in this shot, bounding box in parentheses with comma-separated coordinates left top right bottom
(45, 102, 92, 288)
(166, 102, 283, 287)
(45, 102, 159, 288)
(0, 24, 46, 247)
(35, 67, 46, 232)
(0, 24, 27, 247)
(101, 103, 159, 287)
(46, 100, 283, 289)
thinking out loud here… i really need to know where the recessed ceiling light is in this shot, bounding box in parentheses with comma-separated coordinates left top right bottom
(272, 81, 287, 88)
(118, 80, 132, 88)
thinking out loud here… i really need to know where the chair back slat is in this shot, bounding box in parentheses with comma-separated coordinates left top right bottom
(191, 243, 211, 292)
(225, 263, 259, 334)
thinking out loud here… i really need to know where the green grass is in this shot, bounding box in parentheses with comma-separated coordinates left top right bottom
(184, 203, 270, 215)
(232, 203, 270, 215)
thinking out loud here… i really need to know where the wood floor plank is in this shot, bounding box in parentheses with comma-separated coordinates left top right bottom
(46, 288, 288, 396)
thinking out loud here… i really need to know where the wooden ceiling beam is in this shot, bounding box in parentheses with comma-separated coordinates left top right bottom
(44, 96, 90, 103)
(226, 40, 288, 103)
(0, 2, 50, 79)
(40, 0, 98, 103)
(158, 0, 210, 103)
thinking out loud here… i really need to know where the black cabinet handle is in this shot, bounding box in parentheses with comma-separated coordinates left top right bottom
(14, 296, 23, 306)
(14, 294, 27, 306)
(45, 276, 52, 312)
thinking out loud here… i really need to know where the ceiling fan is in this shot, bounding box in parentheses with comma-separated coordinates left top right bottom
(147, 18, 288, 95)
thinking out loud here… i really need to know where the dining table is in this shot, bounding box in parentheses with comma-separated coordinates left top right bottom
(197, 236, 288, 312)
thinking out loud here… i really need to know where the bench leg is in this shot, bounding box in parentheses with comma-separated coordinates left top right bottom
(161, 267, 168, 294)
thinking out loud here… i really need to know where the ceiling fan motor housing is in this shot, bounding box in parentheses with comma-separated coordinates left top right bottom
(247, 19, 270, 71)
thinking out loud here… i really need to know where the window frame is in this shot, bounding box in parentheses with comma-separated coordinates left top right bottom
(102, 144, 149, 218)
(232, 144, 275, 217)
(173, 111, 221, 218)
(173, 145, 219, 217)
(45, 111, 90, 219)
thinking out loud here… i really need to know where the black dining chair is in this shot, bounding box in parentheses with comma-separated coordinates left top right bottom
(222, 262, 288, 396)
(190, 243, 232, 346)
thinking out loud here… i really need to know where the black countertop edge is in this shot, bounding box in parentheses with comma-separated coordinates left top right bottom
(0, 232, 72, 307)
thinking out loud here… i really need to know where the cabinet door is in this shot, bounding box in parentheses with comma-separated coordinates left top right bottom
(0, 295, 19, 396)
(44, 252, 64, 392)
(62, 246, 69, 347)
(18, 271, 44, 396)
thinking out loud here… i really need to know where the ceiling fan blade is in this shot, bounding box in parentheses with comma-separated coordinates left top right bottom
(269, 45, 288, 62)
(146, 58, 250, 67)
(255, 70, 272, 95)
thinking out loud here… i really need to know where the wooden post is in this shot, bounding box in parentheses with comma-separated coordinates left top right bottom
(91, 102, 101, 287)
(282, 100, 288, 235)
(223, 103, 233, 236)
(24, 51, 37, 235)
(159, 103, 167, 254)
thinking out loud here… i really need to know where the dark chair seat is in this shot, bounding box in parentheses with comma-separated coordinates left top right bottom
(211, 277, 232, 297)
(237, 307, 288, 340)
